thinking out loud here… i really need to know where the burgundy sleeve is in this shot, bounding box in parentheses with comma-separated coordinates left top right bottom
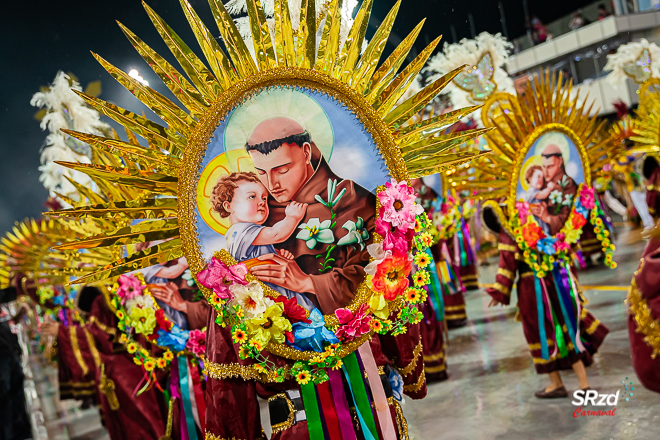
(485, 229, 518, 306)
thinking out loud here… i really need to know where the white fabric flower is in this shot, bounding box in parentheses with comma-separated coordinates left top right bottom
(229, 281, 275, 320)
(364, 242, 392, 276)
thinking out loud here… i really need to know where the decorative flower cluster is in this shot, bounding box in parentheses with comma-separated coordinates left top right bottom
(511, 185, 616, 277)
(197, 179, 428, 385)
(110, 273, 206, 372)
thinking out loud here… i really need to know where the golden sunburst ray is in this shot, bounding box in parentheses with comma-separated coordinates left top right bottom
(48, 0, 488, 284)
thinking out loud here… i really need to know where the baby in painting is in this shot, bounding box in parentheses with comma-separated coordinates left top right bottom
(211, 171, 315, 309)
(522, 165, 555, 234)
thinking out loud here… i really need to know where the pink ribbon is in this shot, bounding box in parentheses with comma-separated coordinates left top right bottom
(357, 343, 397, 440)
(328, 369, 357, 440)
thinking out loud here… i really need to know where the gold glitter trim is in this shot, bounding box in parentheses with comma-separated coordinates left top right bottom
(59, 380, 96, 388)
(392, 399, 409, 440)
(532, 353, 560, 364)
(628, 261, 660, 358)
(267, 393, 295, 435)
(461, 274, 478, 281)
(492, 282, 511, 296)
(395, 341, 422, 376)
(444, 305, 465, 312)
(445, 312, 467, 320)
(497, 268, 515, 280)
(423, 350, 445, 362)
(580, 238, 600, 245)
(520, 272, 534, 278)
(497, 243, 518, 253)
(204, 433, 249, 440)
(528, 339, 554, 350)
(402, 370, 426, 393)
(90, 316, 116, 337)
(585, 319, 601, 335)
(69, 326, 89, 376)
(424, 363, 446, 374)
(204, 360, 292, 383)
(83, 328, 102, 368)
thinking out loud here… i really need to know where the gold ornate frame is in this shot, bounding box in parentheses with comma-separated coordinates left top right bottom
(179, 67, 409, 361)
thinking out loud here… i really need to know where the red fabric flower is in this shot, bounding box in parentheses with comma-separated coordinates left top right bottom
(335, 304, 372, 342)
(274, 296, 311, 324)
(372, 251, 412, 300)
(522, 222, 545, 247)
(155, 309, 173, 332)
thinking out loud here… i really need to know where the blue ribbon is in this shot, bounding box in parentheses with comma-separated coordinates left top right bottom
(534, 275, 550, 360)
(341, 364, 377, 440)
(426, 252, 445, 322)
(178, 356, 199, 440)
(551, 267, 579, 354)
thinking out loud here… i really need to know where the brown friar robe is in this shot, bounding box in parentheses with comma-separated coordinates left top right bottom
(541, 168, 578, 236)
(266, 146, 376, 314)
(204, 308, 426, 440)
(628, 230, 660, 394)
(486, 229, 608, 374)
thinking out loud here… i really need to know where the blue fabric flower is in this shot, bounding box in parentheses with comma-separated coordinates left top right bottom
(291, 308, 339, 352)
(536, 237, 557, 255)
(387, 367, 404, 402)
(574, 199, 589, 217)
(52, 295, 65, 306)
(157, 324, 189, 352)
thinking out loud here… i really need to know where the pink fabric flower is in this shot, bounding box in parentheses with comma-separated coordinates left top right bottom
(554, 233, 570, 252)
(335, 304, 372, 342)
(117, 274, 145, 302)
(516, 201, 530, 225)
(378, 179, 423, 230)
(196, 257, 248, 299)
(185, 329, 206, 355)
(580, 187, 596, 210)
(376, 213, 413, 253)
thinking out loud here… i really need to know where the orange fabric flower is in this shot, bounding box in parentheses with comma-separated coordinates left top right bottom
(372, 251, 412, 301)
(571, 212, 587, 229)
(522, 222, 545, 247)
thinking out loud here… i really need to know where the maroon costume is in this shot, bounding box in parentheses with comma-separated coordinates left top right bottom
(645, 166, 660, 220)
(431, 240, 468, 328)
(56, 324, 99, 404)
(204, 308, 426, 439)
(628, 230, 660, 393)
(419, 304, 447, 382)
(486, 229, 609, 373)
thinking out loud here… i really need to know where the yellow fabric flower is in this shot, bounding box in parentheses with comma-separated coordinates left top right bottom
(247, 304, 292, 347)
(128, 306, 156, 335)
(127, 342, 138, 354)
(564, 227, 581, 244)
(163, 351, 174, 361)
(369, 293, 390, 320)
(133, 357, 143, 366)
(156, 358, 167, 368)
(296, 371, 311, 385)
(144, 360, 155, 371)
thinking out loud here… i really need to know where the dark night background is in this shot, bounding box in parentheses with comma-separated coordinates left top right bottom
(0, 0, 595, 234)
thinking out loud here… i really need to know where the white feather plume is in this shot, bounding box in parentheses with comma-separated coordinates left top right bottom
(30, 71, 109, 203)
(424, 32, 514, 126)
(604, 39, 660, 87)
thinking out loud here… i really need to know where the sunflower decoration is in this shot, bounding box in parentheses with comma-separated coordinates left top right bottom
(45, 0, 491, 396)
(463, 70, 618, 275)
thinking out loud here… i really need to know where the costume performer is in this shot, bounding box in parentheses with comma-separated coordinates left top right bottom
(627, 226, 660, 394)
(475, 71, 616, 398)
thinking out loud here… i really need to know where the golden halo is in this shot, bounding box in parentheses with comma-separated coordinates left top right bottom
(519, 155, 543, 192)
(197, 149, 258, 234)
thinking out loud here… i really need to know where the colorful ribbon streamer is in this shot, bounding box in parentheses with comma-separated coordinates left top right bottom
(317, 381, 342, 440)
(533, 275, 550, 360)
(342, 352, 378, 440)
(300, 382, 325, 440)
(178, 356, 199, 440)
(327, 369, 357, 440)
(358, 343, 397, 440)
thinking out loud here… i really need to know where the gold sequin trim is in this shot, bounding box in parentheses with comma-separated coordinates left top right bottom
(580, 238, 600, 246)
(90, 316, 116, 336)
(267, 393, 295, 435)
(423, 350, 445, 362)
(462, 274, 478, 281)
(532, 353, 560, 364)
(498, 244, 518, 253)
(60, 380, 95, 388)
(492, 282, 511, 296)
(444, 305, 465, 312)
(83, 328, 102, 368)
(393, 399, 409, 440)
(585, 319, 601, 335)
(204, 360, 292, 383)
(403, 370, 426, 393)
(628, 264, 660, 358)
(520, 272, 534, 278)
(395, 341, 423, 376)
(424, 364, 446, 374)
(204, 433, 250, 440)
(445, 312, 467, 320)
(497, 268, 515, 280)
(528, 339, 554, 350)
(69, 326, 89, 376)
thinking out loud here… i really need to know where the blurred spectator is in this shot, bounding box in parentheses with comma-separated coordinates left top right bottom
(531, 16, 550, 44)
(569, 10, 590, 30)
(598, 4, 611, 20)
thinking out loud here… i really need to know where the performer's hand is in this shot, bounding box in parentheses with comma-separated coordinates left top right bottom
(278, 249, 295, 260)
(150, 282, 188, 313)
(285, 201, 308, 221)
(251, 253, 315, 293)
(41, 320, 60, 337)
(488, 298, 501, 307)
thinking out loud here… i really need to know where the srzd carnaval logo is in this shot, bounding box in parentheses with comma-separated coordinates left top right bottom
(571, 390, 619, 417)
